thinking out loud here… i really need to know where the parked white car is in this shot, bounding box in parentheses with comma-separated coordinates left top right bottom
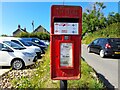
(0, 37, 41, 58)
(0, 41, 37, 70)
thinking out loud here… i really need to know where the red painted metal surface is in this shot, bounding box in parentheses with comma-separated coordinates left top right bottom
(50, 5, 82, 80)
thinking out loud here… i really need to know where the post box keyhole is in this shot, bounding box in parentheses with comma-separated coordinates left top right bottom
(64, 36, 69, 40)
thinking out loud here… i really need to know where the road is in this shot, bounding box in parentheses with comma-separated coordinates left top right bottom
(81, 44, 119, 88)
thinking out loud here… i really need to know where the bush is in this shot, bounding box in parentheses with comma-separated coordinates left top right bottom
(17, 32, 50, 40)
(17, 32, 30, 37)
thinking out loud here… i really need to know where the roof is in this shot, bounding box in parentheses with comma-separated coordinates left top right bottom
(13, 28, 27, 34)
(33, 25, 49, 34)
(33, 25, 42, 32)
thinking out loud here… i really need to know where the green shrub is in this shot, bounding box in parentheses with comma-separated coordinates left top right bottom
(17, 32, 50, 40)
(17, 32, 30, 37)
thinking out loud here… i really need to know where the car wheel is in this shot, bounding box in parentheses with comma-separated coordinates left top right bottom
(12, 59, 24, 70)
(87, 47, 91, 53)
(100, 50, 105, 58)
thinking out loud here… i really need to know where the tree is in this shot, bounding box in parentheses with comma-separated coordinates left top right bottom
(1, 34, 8, 37)
(107, 12, 120, 25)
(82, 2, 106, 35)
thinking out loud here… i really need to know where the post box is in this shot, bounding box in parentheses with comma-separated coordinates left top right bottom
(50, 5, 82, 80)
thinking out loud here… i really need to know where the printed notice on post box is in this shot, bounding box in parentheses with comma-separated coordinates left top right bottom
(54, 23, 78, 35)
(60, 43, 73, 67)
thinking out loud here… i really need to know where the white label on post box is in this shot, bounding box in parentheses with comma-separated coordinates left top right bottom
(60, 43, 72, 67)
(54, 23, 78, 35)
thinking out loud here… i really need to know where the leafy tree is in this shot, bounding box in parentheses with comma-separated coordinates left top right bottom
(1, 34, 8, 37)
(82, 2, 106, 35)
(107, 12, 120, 25)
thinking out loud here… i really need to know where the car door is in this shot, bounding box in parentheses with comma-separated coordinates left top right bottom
(0, 43, 13, 66)
(95, 39, 102, 53)
(90, 39, 99, 53)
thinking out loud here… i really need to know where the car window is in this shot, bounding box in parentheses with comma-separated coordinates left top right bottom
(109, 38, 120, 45)
(0, 43, 11, 51)
(93, 39, 99, 45)
(32, 38, 46, 46)
(11, 40, 23, 46)
(109, 38, 120, 46)
(0, 43, 2, 50)
(3, 41, 26, 50)
(98, 39, 105, 45)
(32, 39, 40, 43)
(25, 41, 34, 46)
(30, 41, 41, 47)
(19, 40, 32, 46)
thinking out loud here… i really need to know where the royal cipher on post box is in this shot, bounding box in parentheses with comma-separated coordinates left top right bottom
(50, 5, 82, 80)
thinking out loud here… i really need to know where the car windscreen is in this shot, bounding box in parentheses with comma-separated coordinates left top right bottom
(19, 40, 32, 46)
(32, 39, 46, 46)
(27, 41, 38, 46)
(3, 41, 26, 50)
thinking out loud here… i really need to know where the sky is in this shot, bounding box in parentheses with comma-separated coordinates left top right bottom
(0, 1, 119, 36)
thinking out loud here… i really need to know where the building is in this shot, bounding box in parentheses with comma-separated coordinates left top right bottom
(13, 25, 49, 36)
(33, 25, 49, 34)
(13, 25, 27, 36)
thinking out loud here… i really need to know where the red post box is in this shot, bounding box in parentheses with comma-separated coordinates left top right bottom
(50, 5, 82, 80)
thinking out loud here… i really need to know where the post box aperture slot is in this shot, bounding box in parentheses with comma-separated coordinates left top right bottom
(54, 18, 79, 22)
(54, 18, 79, 35)
(60, 42, 73, 68)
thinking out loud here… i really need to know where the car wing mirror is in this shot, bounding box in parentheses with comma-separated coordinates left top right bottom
(91, 42, 94, 45)
(2, 48, 8, 51)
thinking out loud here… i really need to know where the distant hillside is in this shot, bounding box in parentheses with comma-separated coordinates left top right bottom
(82, 22, 120, 44)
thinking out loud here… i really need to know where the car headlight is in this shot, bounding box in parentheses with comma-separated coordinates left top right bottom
(22, 52, 34, 57)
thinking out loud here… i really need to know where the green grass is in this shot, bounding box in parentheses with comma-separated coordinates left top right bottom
(82, 22, 120, 44)
(68, 60, 103, 89)
(11, 47, 104, 89)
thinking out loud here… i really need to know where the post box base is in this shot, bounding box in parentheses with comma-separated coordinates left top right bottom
(52, 76, 80, 80)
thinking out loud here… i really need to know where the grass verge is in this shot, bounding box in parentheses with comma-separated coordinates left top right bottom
(11, 47, 104, 89)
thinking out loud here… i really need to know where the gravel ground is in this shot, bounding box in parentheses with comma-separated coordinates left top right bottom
(0, 59, 42, 89)
(0, 69, 35, 88)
